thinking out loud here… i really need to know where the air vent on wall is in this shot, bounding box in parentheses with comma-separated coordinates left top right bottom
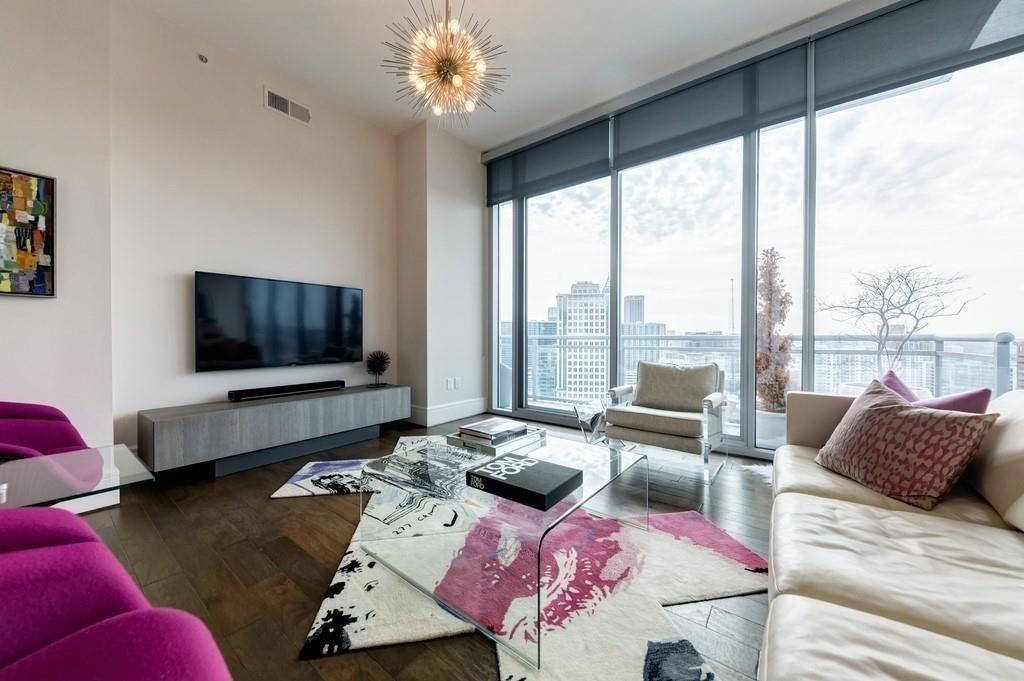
(264, 87, 311, 126)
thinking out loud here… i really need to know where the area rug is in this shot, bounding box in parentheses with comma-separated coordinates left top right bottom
(298, 437, 768, 681)
(271, 460, 370, 497)
(271, 436, 445, 498)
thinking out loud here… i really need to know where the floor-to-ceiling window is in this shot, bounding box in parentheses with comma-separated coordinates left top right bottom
(525, 178, 611, 411)
(489, 0, 1024, 456)
(620, 139, 744, 435)
(815, 50, 1024, 399)
(494, 201, 515, 410)
(754, 120, 805, 449)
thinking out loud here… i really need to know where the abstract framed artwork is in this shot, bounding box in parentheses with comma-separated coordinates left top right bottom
(0, 166, 55, 297)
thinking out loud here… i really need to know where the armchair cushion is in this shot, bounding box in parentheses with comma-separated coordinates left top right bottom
(606, 405, 704, 438)
(633, 362, 718, 412)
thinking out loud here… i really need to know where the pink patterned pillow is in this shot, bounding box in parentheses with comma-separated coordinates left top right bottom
(815, 380, 998, 509)
(879, 370, 991, 413)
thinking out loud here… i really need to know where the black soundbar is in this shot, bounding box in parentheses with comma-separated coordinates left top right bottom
(228, 380, 345, 402)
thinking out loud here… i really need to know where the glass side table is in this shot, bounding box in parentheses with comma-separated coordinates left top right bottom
(0, 444, 153, 509)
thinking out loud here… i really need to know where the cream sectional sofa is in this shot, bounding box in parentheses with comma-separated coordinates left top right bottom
(760, 390, 1024, 680)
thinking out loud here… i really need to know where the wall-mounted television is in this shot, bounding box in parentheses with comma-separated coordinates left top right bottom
(195, 272, 363, 372)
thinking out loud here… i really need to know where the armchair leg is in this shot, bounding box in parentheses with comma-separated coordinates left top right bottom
(702, 440, 726, 486)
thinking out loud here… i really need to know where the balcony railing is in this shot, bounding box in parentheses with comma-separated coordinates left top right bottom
(499, 331, 1017, 410)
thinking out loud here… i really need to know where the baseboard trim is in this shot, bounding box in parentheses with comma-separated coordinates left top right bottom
(409, 397, 487, 427)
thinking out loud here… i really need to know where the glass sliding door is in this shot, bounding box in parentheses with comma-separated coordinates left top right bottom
(525, 178, 611, 412)
(814, 52, 1024, 398)
(619, 138, 744, 436)
(755, 120, 805, 449)
(493, 201, 515, 411)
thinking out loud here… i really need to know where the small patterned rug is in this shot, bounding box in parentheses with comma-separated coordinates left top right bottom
(299, 437, 767, 680)
(271, 459, 371, 498)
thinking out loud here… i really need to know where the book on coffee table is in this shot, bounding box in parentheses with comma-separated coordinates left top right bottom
(466, 454, 582, 511)
(458, 417, 528, 444)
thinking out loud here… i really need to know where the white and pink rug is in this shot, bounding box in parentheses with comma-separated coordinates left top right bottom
(299, 437, 768, 681)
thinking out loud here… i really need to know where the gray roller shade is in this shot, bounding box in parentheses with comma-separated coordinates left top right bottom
(612, 47, 806, 171)
(486, 121, 610, 206)
(816, 0, 1024, 110)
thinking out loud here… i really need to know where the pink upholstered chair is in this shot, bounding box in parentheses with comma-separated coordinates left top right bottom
(0, 402, 88, 462)
(0, 402, 103, 505)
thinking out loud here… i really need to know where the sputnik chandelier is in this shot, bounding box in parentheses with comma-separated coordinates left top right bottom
(383, 0, 507, 121)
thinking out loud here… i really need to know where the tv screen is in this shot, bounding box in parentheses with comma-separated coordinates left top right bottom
(195, 272, 363, 372)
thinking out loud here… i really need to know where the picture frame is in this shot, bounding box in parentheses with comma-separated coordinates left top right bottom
(0, 165, 56, 297)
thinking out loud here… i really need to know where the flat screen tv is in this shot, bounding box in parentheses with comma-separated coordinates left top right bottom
(195, 272, 363, 372)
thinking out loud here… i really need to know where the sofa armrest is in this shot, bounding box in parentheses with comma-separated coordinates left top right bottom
(609, 385, 634, 404)
(785, 391, 855, 449)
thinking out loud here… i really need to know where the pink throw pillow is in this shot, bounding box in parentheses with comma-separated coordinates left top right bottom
(816, 380, 998, 509)
(879, 370, 991, 414)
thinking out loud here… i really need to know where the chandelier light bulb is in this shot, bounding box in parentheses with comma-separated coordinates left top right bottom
(383, 0, 508, 120)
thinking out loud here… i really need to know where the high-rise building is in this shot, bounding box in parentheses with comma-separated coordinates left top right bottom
(623, 295, 645, 324)
(553, 281, 609, 405)
(1017, 342, 1024, 390)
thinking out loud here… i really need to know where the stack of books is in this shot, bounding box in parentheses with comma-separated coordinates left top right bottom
(447, 417, 546, 457)
(458, 417, 529, 445)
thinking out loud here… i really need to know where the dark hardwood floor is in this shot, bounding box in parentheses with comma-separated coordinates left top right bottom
(84, 417, 774, 681)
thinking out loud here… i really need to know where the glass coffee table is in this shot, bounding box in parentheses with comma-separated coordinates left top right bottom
(0, 444, 153, 509)
(358, 436, 649, 669)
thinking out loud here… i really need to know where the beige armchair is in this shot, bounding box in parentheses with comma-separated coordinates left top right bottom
(606, 361, 727, 484)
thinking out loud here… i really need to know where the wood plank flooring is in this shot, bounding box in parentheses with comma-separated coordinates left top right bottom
(84, 417, 774, 681)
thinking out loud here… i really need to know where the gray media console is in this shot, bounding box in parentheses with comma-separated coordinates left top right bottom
(137, 385, 411, 475)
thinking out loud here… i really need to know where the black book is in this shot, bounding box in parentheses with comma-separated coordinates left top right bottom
(466, 454, 583, 511)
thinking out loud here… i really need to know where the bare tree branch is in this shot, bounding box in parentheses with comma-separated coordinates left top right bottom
(818, 266, 974, 375)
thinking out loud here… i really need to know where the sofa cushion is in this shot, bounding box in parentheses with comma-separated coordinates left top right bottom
(605, 425, 703, 455)
(815, 380, 997, 509)
(0, 609, 232, 681)
(774, 445, 1009, 529)
(770, 492, 1024, 659)
(967, 390, 1024, 531)
(761, 594, 1024, 681)
(633, 362, 717, 412)
(605, 404, 703, 438)
(0, 542, 149, 669)
(880, 370, 991, 413)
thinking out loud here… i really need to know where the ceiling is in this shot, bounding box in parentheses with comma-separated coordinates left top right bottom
(137, 0, 857, 151)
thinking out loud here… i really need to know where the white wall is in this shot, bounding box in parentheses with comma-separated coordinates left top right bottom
(396, 125, 429, 414)
(0, 0, 114, 446)
(110, 0, 399, 446)
(397, 122, 487, 426)
(424, 125, 487, 423)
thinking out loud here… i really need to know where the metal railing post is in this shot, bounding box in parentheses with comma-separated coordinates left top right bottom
(934, 339, 944, 397)
(995, 332, 1015, 396)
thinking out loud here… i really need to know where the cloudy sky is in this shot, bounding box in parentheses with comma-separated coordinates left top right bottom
(505, 49, 1024, 342)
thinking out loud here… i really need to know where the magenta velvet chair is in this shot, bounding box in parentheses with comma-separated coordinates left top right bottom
(0, 402, 89, 462)
(0, 402, 103, 500)
(0, 507, 232, 680)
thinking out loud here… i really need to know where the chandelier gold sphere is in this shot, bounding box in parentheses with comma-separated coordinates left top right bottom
(383, 0, 508, 121)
